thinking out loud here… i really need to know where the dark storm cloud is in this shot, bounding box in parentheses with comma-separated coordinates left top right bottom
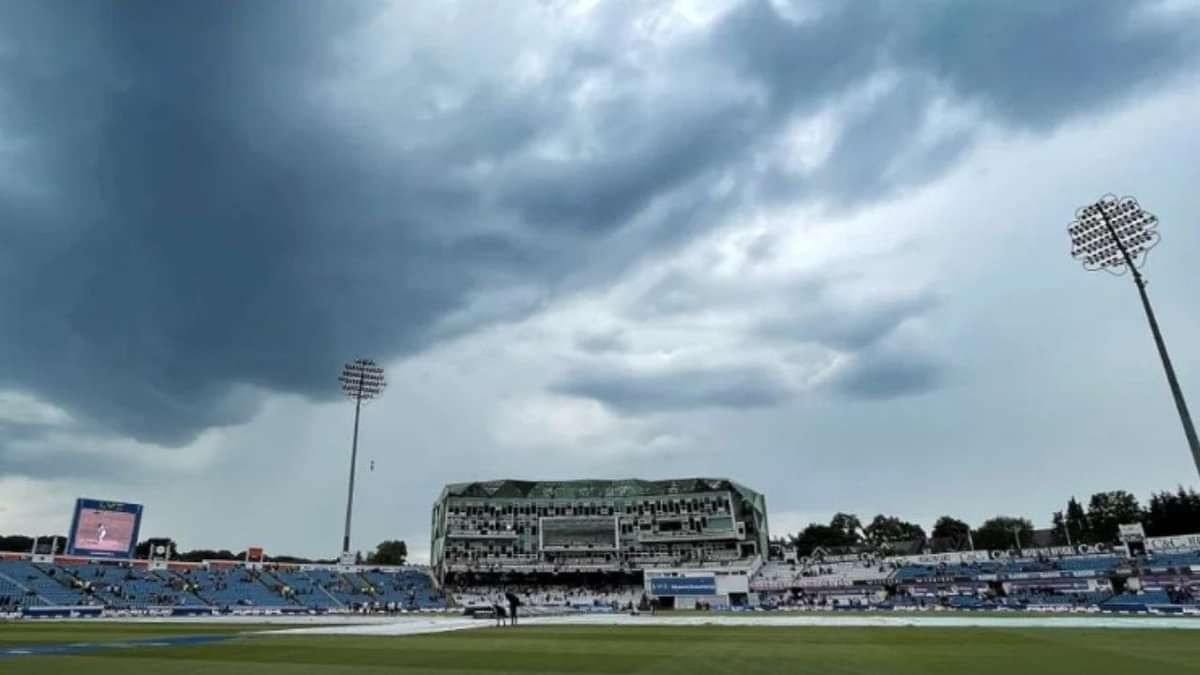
(0, 1, 550, 445)
(554, 365, 792, 414)
(0, 0, 1194, 447)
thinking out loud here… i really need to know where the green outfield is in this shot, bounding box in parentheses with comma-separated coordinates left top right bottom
(4, 622, 1200, 674)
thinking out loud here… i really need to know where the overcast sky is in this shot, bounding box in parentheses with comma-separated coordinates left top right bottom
(2, 1, 1199, 563)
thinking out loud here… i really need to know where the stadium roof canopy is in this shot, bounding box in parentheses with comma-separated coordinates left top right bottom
(436, 478, 762, 504)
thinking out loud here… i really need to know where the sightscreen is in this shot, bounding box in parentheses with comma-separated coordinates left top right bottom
(540, 516, 617, 550)
(67, 498, 143, 558)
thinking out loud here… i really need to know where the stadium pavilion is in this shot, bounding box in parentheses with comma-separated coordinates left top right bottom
(430, 478, 769, 608)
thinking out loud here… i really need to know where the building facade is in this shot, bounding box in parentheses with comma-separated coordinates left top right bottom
(430, 478, 768, 580)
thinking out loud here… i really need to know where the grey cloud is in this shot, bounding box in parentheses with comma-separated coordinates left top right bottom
(804, 79, 976, 205)
(0, 422, 59, 446)
(715, 0, 1197, 205)
(494, 95, 756, 234)
(714, 0, 1195, 129)
(759, 289, 940, 352)
(555, 365, 792, 415)
(0, 445, 131, 482)
(0, 0, 1193, 446)
(629, 267, 822, 320)
(831, 346, 945, 400)
(574, 329, 630, 354)
(0, 416, 135, 481)
(896, 2, 1197, 130)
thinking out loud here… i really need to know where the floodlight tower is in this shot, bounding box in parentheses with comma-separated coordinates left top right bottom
(1068, 195, 1200, 478)
(338, 358, 386, 555)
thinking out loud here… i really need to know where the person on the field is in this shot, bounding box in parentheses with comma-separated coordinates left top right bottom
(505, 591, 521, 626)
(492, 597, 507, 627)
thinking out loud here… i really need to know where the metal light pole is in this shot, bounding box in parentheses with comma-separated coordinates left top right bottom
(338, 358, 387, 556)
(1068, 195, 1200, 479)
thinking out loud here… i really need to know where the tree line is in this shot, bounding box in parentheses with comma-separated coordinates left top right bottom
(782, 487, 1200, 557)
(0, 535, 408, 566)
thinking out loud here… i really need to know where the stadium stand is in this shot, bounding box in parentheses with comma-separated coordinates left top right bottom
(194, 568, 297, 609)
(0, 560, 91, 607)
(431, 478, 769, 579)
(311, 568, 384, 608)
(746, 543, 1200, 613)
(268, 568, 343, 609)
(4, 491, 1200, 617)
(359, 569, 445, 609)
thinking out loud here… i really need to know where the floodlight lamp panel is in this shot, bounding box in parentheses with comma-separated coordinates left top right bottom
(1068, 194, 1160, 274)
(339, 357, 388, 402)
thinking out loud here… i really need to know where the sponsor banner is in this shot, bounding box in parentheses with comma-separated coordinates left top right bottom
(995, 544, 1110, 559)
(650, 576, 717, 596)
(22, 606, 104, 619)
(890, 551, 994, 566)
(1003, 570, 1096, 581)
(1146, 534, 1200, 552)
(796, 576, 851, 589)
(1017, 546, 1080, 558)
(820, 553, 869, 563)
(1006, 572, 1040, 581)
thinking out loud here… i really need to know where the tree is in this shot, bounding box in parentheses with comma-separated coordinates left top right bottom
(790, 525, 844, 557)
(0, 534, 66, 554)
(829, 513, 863, 542)
(135, 538, 178, 558)
(174, 549, 239, 563)
(1051, 511, 1068, 545)
(973, 517, 1034, 551)
(0, 535, 35, 552)
(930, 517, 971, 551)
(269, 555, 330, 565)
(367, 540, 408, 565)
(1051, 497, 1090, 545)
(1086, 491, 1142, 544)
(1143, 487, 1200, 537)
(864, 515, 927, 548)
(789, 514, 863, 557)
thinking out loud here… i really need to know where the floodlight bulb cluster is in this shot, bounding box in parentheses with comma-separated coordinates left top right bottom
(1069, 195, 1160, 273)
(339, 358, 387, 401)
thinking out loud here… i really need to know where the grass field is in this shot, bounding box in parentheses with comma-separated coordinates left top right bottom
(4, 622, 1200, 674)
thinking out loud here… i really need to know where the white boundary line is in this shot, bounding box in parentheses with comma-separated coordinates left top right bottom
(268, 612, 1200, 636)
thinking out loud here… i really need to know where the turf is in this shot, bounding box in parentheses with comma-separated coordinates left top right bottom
(4, 623, 1200, 674)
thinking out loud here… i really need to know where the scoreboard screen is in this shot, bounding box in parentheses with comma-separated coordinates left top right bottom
(67, 498, 143, 558)
(540, 516, 618, 550)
